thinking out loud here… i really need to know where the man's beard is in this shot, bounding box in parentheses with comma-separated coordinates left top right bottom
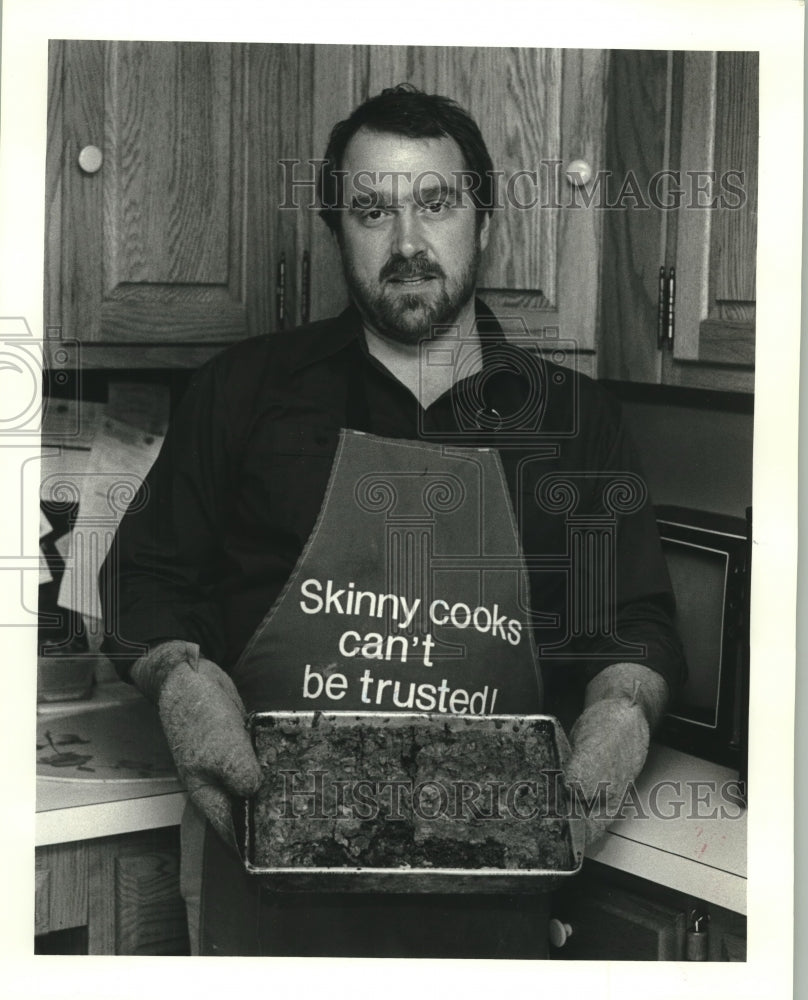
(341, 242, 482, 346)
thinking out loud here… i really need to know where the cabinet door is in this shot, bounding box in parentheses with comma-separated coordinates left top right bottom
(550, 880, 687, 960)
(87, 828, 189, 955)
(666, 51, 758, 381)
(599, 50, 757, 392)
(598, 49, 670, 385)
(306, 46, 607, 372)
(46, 41, 306, 367)
(35, 841, 88, 936)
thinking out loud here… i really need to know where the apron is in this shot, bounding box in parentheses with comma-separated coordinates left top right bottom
(200, 429, 550, 958)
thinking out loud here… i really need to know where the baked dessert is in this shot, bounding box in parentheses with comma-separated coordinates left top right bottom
(248, 713, 572, 873)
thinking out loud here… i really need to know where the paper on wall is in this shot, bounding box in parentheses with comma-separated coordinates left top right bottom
(39, 511, 53, 583)
(39, 544, 52, 584)
(53, 532, 71, 560)
(57, 416, 164, 620)
(39, 447, 92, 504)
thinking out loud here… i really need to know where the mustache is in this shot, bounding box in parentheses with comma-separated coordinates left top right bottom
(380, 255, 445, 282)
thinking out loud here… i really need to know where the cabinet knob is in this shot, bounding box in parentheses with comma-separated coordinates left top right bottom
(78, 145, 104, 174)
(565, 159, 592, 186)
(549, 918, 574, 948)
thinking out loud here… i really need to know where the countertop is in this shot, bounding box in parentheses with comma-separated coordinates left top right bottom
(36, 681, 186, 845)
(35, 685, 746, 914)
(587, 744, 746, 914)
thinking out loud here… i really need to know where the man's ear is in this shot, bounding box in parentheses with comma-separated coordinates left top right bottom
(478, 211, 491, 253)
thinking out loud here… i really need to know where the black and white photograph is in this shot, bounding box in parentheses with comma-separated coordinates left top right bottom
(0, 1, 801, 997)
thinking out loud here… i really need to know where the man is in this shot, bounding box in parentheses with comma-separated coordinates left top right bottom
(100, 84, 683, 958)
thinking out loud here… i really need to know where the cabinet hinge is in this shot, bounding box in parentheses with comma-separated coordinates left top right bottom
(276, 252, 287, 331)
(657, 265, 675, 350)
(300, 250, 311, 325)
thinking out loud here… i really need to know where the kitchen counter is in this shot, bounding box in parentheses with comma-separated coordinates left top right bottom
(36, 681, 186, 846)
(587, 745, 746, 915)
(35, 687, 746, 915)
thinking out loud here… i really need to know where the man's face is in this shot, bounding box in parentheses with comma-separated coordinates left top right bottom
(337, 127, 490, 345)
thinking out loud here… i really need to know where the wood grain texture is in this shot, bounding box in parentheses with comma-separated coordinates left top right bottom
(246, 43, 301, 335)
(63, 40, 106, 344)
(34, 869, 51, 936)
(366, 44, 441, 94)
(306, 45, 365, 322)
(87, 828, 188, 955)
(598, 50, 669, 381)
(45, 42, 64, 334)
(35, 841, 88, 933)
(53, 40, 253, 354)
(294, 44, 315, 326)
(674, 51, 757, 373)
(51, 43, 604, 363)
(673, 52, 716, 364)
(697, 319, 755, 367)
(716, 301, 755, 324)
(309, 46, 602, 353)
(556, 48, 607, 354)
(601, 49, 757, 389)
(660, 352, 754, 393)
(87, 838, 116, 954)
(366, 46, 560, 297)
(105, 42, 234, 286)
(100, 297, 246, 342)
(711, 52, 758, 306)
(441, 47, 559, 297)
(115, 850, 188, 955)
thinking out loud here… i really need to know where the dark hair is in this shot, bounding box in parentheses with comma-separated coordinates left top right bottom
(317, 83, 495, 234)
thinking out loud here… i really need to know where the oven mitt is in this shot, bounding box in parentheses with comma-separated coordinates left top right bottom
(564, 695, 650, 849)
(131, 640, 263, 848)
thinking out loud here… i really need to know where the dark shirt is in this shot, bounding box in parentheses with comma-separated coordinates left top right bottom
(100, 303, 684, 717)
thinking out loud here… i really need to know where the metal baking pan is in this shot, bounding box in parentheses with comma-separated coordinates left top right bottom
(240, 711, 584, 893)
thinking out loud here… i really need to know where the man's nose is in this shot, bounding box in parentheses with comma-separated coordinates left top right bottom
(391, 208, 427, 258)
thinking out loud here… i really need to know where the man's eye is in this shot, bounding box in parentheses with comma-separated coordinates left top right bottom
(359, 208, 389, 225)
(422, 201, 449, 215)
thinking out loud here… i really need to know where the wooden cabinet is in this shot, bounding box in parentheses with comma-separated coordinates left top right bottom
(46, 40, 309, 368)
(35, 827, 189, 955)
(669, 52, 757, 383)
(35, 839, 88, 938)
(550, 879, 687, 960)
(48, 42, 607, 374)
(300, 43, 359, 326)
(35, 830, 747, 958)
(549, 861, 746, 961)
(599, 50, 758, 393)
(47, 43, 752, 387)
